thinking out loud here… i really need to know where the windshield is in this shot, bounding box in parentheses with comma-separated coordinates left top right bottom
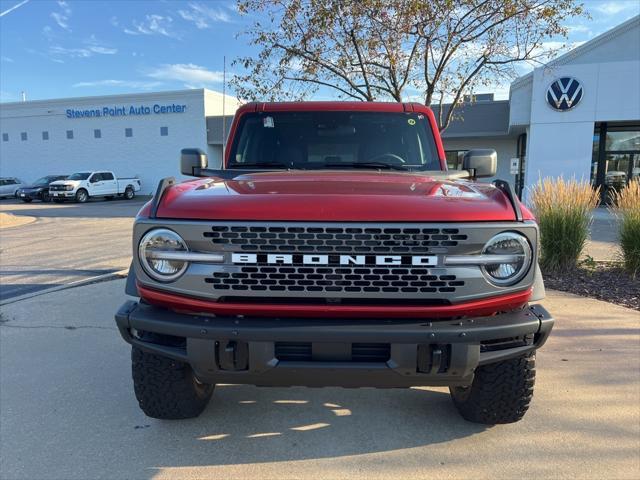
(33, 176, 63, 186)
(227, 111, 441, 171)
(67, 172, 91, 180)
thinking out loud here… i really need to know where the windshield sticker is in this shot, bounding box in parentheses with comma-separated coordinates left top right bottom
(263, 116, 274, 128)
(407, 118, 416, 126)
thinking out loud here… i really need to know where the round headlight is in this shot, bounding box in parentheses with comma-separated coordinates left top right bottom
(138, 228, 189, 282)
(481, 232, 532, 286)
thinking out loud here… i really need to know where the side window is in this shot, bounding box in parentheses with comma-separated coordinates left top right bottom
(7, 178, 17, 185)
(2, 133, 8, 142)
(90, 173, 102, 183)
(102, 172, 114, 180)
(0, 180, 6, 186)
(21, 132, 27, 141)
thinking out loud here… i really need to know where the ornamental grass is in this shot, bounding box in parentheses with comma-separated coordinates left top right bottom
(529, 177, 600, 272)
(610, 180, 640, 277)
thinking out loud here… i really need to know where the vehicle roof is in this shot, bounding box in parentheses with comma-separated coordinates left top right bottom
(236, 101, 432, 114)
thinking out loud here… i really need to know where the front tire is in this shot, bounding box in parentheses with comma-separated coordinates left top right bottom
(132, 347, 214, 419)
(75, 189, 88, 203)
(450, 352, 535, 424)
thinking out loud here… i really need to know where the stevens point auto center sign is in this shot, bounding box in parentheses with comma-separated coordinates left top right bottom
(65, 103, 187, 119)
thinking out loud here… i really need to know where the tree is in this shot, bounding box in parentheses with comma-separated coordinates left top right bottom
(232, 0, 586, 131)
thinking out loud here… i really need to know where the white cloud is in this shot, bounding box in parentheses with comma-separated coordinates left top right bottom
(1, 56, 14, 62)
(72, 79, 163, 90)
(49, 44, 118, 58)
(110, 16, 119, 27)
(124, 14, 180, 39)
(0, 0, 30, 18)
(50, 0, 71, 31)
(146, 63, 224, 87)
(593, 2, 639, 16)
(178, 2, 231, 29)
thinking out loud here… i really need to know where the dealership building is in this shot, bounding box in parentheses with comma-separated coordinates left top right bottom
(0, 88, 241, 195)
(1, 15, 638, 198)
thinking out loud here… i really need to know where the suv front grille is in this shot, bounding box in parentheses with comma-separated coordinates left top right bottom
(205, 266, 464, 294)
(204, 225, 467, 254)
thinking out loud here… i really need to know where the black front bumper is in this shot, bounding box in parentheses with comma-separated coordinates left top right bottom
(115, 301, 554, 388)
(18, 190, 42, 200)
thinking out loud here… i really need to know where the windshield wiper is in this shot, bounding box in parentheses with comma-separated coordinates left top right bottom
(323, 162, 410, 171)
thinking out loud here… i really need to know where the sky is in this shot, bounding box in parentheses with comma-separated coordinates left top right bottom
(0, 0, 639, 103)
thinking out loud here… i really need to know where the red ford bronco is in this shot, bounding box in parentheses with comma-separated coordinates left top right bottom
(115, 102, 553, 424)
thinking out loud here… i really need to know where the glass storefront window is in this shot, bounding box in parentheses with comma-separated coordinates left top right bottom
(592, 123, 640, 202)
(605, 130, 640, 151)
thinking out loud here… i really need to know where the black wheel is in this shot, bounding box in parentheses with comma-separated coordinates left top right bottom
(75, 189, 88, 203)
(41, 191, 51, 203)
(21, 198, 32, 203)
(132, 347, 214, 419)
(53, 199, 64, 203)
(105, 196, 114, 200)
(124, 186, 135, 200)
(450, 352, 535, 424)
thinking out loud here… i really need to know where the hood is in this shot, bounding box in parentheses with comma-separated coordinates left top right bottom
(21, 184, 45, 190)
(50, 180, 80, 186)
(155, 171, 518, 222)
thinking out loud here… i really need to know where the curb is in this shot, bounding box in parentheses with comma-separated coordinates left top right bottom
(0, 269, 129, 306)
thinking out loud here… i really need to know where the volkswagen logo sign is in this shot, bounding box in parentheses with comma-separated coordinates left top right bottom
(546, 77, 583, 111)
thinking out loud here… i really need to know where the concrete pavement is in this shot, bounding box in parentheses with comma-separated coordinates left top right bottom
(0, 198, 146, 301)
(1, 280, 638, 479)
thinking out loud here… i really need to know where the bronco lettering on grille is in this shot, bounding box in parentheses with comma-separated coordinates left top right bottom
(231, 253, 437, 266)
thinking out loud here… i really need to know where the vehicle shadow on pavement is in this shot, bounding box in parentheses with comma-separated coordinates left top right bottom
(0, 198, 149, 219)
(137, 384, 488, 468)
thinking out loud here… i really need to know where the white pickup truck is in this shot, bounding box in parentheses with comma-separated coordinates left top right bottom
(48, 171, 141, 203)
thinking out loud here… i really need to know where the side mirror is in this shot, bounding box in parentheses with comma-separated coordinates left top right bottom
(180, 148, 208, 176)
(463, 149, 497, 178)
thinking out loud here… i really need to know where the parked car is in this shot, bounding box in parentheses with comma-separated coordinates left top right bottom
(17, 175, 69, 203)
(115, 102, 554, 425)
(0, 177, 25, 199)
(48, 171, 141, 203)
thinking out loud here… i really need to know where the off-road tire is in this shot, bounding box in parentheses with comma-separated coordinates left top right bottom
(132, 347, 214, 419)
(450, 352, 535, 424)
(75, 189, 88, 203)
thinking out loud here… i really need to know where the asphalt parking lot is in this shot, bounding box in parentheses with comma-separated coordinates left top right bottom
(0, 197, 147, 302)
(1, 281, 638, 479)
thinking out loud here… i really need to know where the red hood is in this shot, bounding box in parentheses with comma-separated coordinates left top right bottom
(154, 171, 517, 222)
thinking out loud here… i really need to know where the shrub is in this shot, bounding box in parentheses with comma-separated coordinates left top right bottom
(529, 177, 600, 272)
(611, 180, 640, 276)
